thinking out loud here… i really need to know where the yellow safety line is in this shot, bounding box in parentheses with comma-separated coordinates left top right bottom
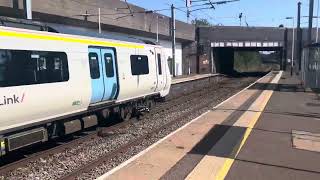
(215, 89, 275, 180)
(0, 30, 144, 49)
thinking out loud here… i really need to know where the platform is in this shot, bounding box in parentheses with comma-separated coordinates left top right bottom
(172, 74, 220, 85)
(98, 71, 320, 180)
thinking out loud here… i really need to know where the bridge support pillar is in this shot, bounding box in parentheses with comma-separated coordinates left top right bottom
(280, 48, 286, 71)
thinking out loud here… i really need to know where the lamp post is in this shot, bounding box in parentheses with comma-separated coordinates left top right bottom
(286, 17, 295, 76)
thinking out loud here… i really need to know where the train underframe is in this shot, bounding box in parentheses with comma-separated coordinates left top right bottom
(0, 95, 161, 157)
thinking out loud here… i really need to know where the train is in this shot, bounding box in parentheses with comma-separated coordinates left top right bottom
(0, 26, 172, 156)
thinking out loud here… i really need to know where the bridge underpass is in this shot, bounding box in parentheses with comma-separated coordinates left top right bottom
(208, 41, 284, 74)
(196, 26, 290, 75)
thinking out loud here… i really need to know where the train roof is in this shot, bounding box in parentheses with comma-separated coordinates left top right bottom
(47, 23, 156, 45)
(0, 17, 160, 48)
(0, 26, 163, 49)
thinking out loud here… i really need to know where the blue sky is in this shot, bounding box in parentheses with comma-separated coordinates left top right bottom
(127, 0, 317, 27)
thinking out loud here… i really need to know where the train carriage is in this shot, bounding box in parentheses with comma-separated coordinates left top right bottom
(0, 26, 171, 156)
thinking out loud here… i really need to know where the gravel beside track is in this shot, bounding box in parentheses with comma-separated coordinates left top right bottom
(0, 76, 259, 180)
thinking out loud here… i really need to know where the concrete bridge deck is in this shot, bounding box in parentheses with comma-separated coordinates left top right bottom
(98, 71, 320, 180)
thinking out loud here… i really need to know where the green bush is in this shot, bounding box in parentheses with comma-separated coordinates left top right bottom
(234, 51, 277, 72)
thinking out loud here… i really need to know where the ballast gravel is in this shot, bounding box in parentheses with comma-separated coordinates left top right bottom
(1, 77, 257, 180)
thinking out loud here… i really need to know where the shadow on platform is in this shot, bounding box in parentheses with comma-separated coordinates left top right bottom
(183, 124, 246, 159)
(214, 108, 320, 120)
(248, 83, 306, 92)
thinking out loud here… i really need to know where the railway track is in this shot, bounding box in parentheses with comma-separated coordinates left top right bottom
(0, 75, 261, 180)
(59, 86, 230, 180)
(0, 77, 204, 174)
(0, 120, 132, 175)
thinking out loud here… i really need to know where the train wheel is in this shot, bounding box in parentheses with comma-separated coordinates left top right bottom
(120, 106, 132, 121)
(146, 99, 155, 111)
(125, 106, 133, 121)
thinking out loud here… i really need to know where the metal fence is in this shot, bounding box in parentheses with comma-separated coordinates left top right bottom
(302, 45, 320, 88)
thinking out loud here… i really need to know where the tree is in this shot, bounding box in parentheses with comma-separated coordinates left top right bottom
(191, 18, 211, 26)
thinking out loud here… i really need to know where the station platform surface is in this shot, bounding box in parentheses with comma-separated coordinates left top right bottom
(98, 71, 320, 180)
(172, 74, 219, 84)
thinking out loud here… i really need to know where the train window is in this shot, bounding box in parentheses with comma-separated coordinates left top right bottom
(157, 53, 162, 75)
(0, 49, 69, 87)
(0, 50, 9, 85)
(88, 52, 100, 79)
(130, 55, 149, 75)
(104, 53, 114, 78)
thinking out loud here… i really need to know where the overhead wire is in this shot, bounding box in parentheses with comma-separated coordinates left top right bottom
(174, 0, 219, 23)
(69, 0, 227, 25)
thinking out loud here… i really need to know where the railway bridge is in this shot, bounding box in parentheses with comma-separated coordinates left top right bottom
(195, 26, 320, 75)
(196, 26, 287, 74)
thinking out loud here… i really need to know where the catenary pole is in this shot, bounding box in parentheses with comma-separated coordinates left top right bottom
(297, 2, 302, 71)
(157, 15, 159, 43)
(25, 0, 32, 20)
(308, 0, 314, 45)
(171, 4, 176, 77)
(98, 8, 101, 33)
(316, 0, 319, 42)
(291, 18, 295, 76)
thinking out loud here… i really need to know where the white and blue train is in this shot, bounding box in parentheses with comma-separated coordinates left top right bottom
(0, 26, 171, 156)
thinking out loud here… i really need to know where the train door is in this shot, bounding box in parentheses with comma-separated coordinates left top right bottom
(89, 47, 104, 104)
(88, 47, 119, 104)
(100, 48, 118, 101)
(155, 48, 165, 91)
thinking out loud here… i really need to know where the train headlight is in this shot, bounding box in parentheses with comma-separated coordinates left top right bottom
(0, 138, 6, 156)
